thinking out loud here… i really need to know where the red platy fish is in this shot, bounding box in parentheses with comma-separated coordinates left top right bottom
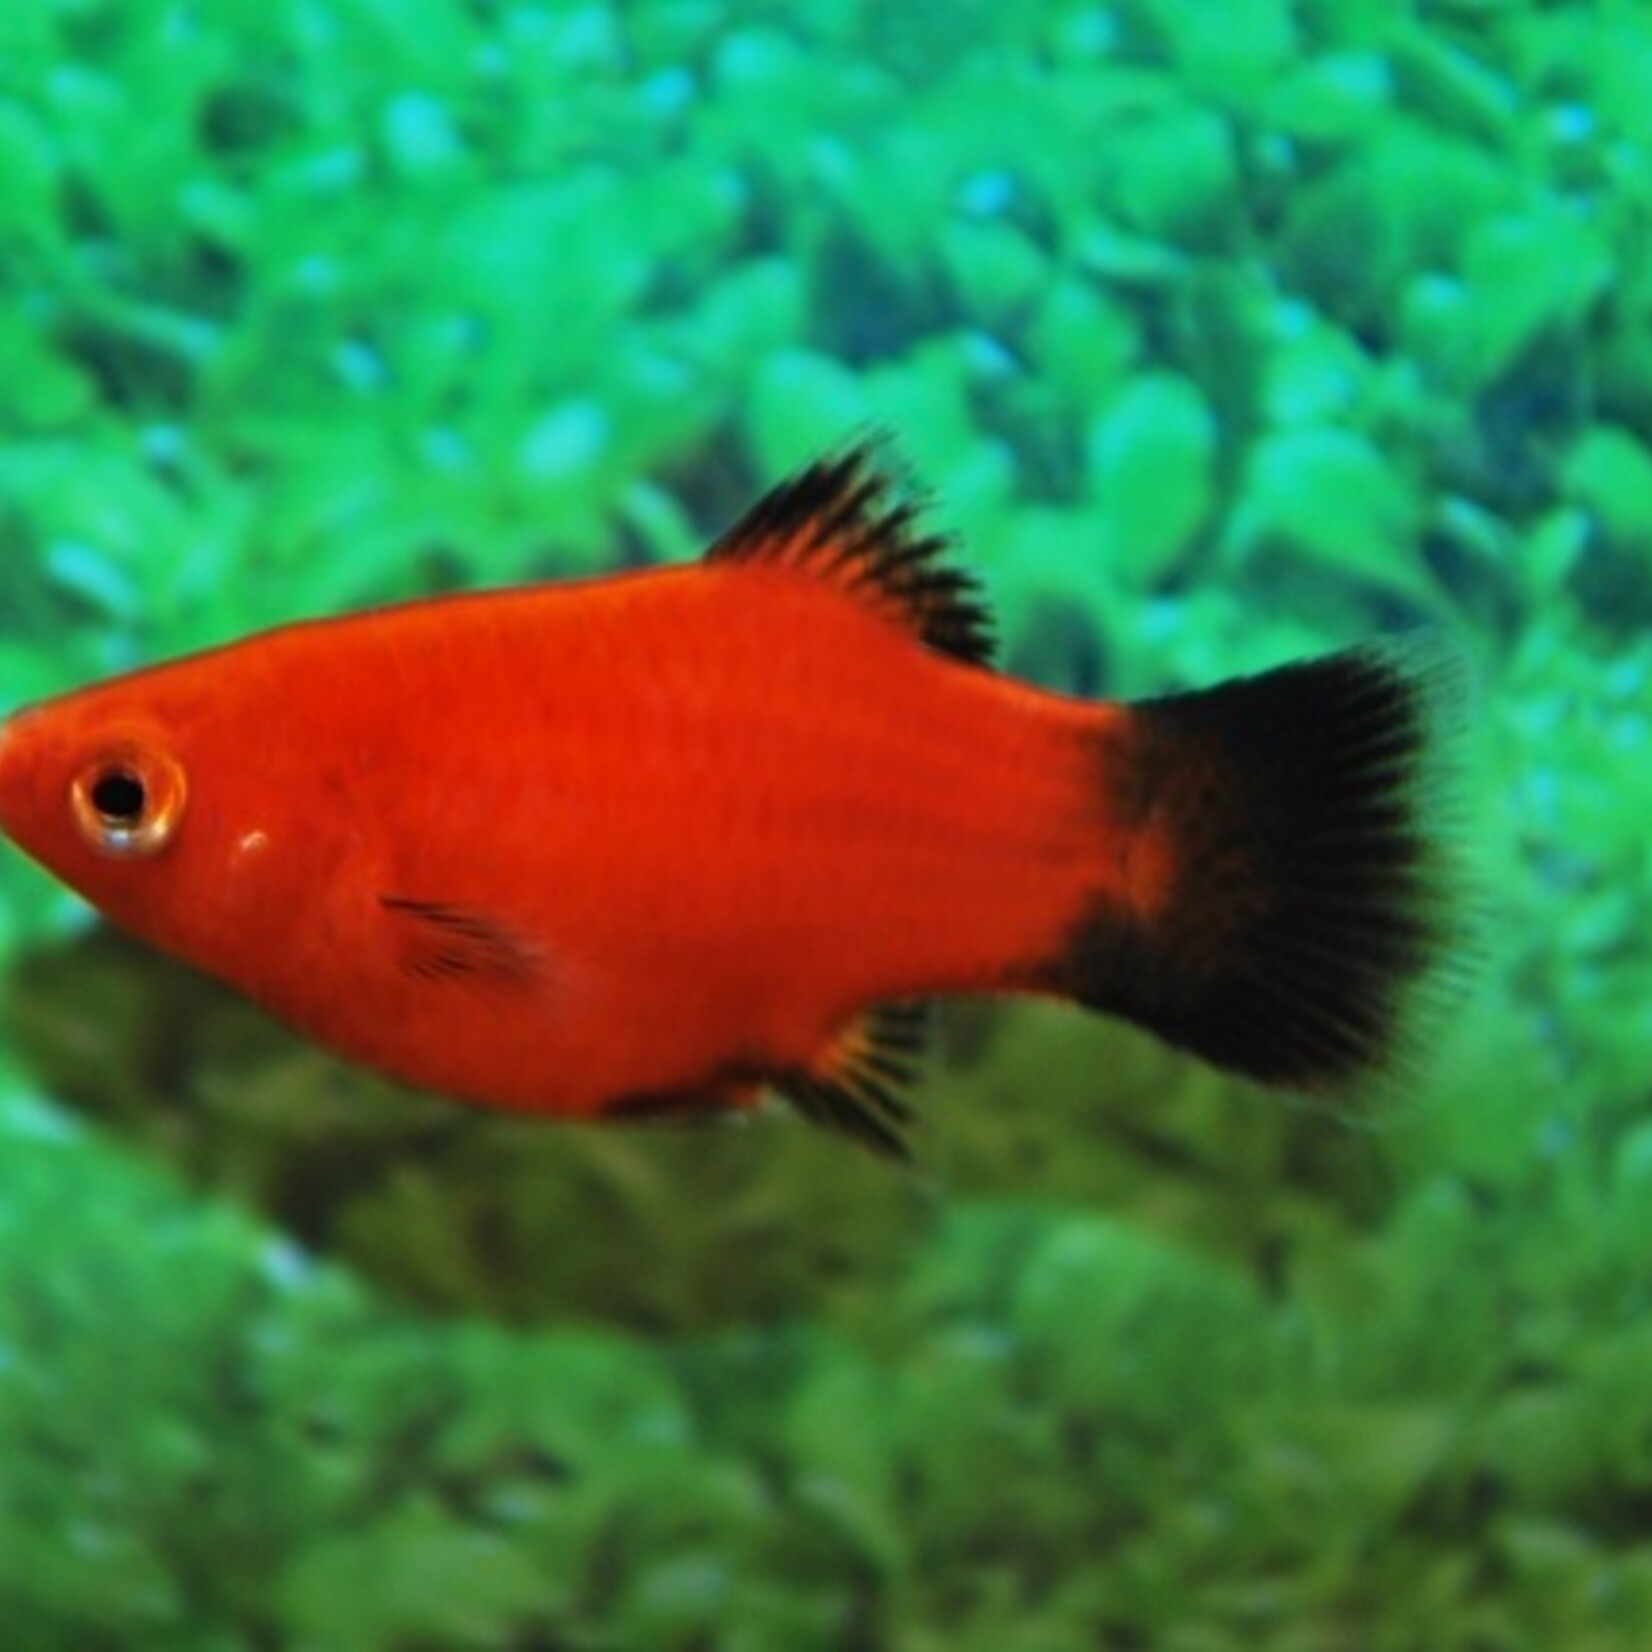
(0, 447, 1463, 1157)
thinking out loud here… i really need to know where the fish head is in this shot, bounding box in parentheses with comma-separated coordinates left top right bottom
(0, 654, 314, 973)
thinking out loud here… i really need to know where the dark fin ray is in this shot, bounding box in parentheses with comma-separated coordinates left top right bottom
(380, 896, 543, 990)
(775, 1000, 930, 1161)
(1040, 635, 1472, 1094)
(707, 441, 995, 667)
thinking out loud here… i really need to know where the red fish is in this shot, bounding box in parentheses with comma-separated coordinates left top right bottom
(0, 447, 1462, 1156)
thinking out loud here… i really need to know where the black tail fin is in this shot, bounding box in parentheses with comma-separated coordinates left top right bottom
(1046, 637, 1471, 1094)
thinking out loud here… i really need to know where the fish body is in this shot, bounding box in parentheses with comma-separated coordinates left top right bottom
(0, 449, 1461, 1155)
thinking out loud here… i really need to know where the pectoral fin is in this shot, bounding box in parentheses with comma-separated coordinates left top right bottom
(380, 895, 543, 991)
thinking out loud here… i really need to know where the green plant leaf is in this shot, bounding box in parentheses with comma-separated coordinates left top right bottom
(1084, 372, 1216, 584)
(1562, 423, 1652, 550)
(1226, 426, 1433, 603)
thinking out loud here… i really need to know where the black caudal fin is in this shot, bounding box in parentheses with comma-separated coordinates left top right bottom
(1046, 636, 1471, 1093)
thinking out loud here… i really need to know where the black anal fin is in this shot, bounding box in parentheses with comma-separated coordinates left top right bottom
(707, 441, 996, 668)
(777, 1000, 929, 1161)
(380, 896, 543, 990)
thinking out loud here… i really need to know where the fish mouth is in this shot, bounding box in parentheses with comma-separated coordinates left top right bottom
(0, 707, 40, 833)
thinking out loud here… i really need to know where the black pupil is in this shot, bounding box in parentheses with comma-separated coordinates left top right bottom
(91, 768, 146, 825)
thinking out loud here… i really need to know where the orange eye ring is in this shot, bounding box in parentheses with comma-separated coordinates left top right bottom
(70, 746, 188, 859)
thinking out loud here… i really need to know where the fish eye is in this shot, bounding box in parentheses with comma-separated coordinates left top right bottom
(91, 766, 146, 823)
(71, 747, 187, 859)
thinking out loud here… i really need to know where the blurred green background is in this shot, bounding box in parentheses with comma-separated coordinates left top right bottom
(2, 0, 1651, 1646)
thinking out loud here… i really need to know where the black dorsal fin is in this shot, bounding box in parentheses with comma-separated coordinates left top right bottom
(707, 442, 995, 668)
(776, 1000, 930, 1160)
